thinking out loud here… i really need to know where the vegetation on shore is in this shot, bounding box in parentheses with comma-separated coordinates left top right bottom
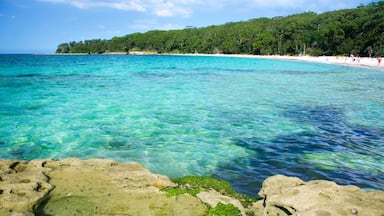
(161, 176, 256, 215)
(56, 2, 384, 57)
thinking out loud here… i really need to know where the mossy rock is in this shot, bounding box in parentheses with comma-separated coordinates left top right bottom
(172, 176, 236, 195)
(166, 176, 256, 207)
(161, 187, 201, 197)
(206, 203, 242, 216)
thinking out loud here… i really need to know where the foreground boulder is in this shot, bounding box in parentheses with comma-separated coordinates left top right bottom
(253, 174, 384, 216)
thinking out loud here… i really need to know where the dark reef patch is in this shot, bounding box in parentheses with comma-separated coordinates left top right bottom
(210, 105, 384, 197)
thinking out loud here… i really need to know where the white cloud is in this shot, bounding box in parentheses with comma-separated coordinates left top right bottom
(247, 0, 301, 8)
(159, 23, 183, 30)
(107, 0, 146, 11)
(129, 19, 182, 31)
(233, 0, 362, 13)
(38, 0, 192, 16)
(38, 0, 369, 18)
(39, 0, 146, 11)
(151, 0, 192, 17)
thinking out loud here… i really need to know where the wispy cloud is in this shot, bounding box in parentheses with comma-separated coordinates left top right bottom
(38, 0, 370, 18)
(38, 0, 193, 17)
(129, 19, 183, 31)
(39, 0, 146, 11)
(0, 13, 17, 19)
(226, 0, 363, 13)
(151, 1, 192, 17)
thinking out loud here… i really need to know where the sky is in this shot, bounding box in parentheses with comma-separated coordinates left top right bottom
(0, 0, 380, 53)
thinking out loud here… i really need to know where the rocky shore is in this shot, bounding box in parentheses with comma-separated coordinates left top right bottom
(1, 158, 383, 216)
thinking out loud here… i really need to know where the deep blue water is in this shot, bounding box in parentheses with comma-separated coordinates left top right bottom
(1, 54, 383, 197)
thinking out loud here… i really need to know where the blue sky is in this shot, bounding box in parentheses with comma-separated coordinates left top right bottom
(0, 0, 380, 53)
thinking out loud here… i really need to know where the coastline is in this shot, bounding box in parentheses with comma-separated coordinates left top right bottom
(177, 53, 384, 70)
(53, 52, 384, 70)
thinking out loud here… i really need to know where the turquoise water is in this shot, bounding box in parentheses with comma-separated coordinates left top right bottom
(1, 54, 383, 196)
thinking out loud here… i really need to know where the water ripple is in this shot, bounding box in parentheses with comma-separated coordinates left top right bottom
(1, 54, 384, 197)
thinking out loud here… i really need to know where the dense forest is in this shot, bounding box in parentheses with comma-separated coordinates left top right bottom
(56, 2, 384, 57)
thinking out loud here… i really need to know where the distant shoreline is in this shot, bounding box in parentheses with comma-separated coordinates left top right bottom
(253, 55, 384, 70)
(175, 53, 384, 70)
(52, 52, 384, 70)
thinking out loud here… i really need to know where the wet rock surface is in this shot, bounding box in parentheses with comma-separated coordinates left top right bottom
(1, 159, 383, 216)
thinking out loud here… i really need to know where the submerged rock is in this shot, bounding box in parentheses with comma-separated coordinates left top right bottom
(1, 159, 383, 216)
(253, 174, 384, 216)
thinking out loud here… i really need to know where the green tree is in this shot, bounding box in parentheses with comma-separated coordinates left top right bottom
(56, 3, 384, 57)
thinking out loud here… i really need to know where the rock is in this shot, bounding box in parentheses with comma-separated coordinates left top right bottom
(1, 158, 206, 216)
(2, 159, 384, 216)
(0, 160, 54, 215)
(197, 190, 246, 215)
(253, 175, 384, 216)
(38, 158, 206, 216)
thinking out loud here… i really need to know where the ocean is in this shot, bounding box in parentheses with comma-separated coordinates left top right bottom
(1, 54, 383, 196)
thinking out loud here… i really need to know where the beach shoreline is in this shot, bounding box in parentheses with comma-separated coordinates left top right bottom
(252, 55, 384, 70)
(175, 53, 384, 70)
(54, 52, 384, 70)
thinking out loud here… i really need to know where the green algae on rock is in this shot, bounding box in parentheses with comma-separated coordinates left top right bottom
(206, 203, 242, 216)
(173, 176, 257, 207)
(161, 187, 201, 197)
(172, 176, 236, 195)
(162, 176, 256, 215)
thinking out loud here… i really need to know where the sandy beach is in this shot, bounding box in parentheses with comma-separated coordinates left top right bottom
(258, 55, 384, 70)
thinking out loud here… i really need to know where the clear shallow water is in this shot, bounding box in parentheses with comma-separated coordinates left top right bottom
(1, 54, 383, 196)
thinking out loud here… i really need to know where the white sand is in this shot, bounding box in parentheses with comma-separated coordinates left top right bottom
(259, 55, 384, 70)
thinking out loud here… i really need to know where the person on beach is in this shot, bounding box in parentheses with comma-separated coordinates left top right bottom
(350, 54, 356, 63)
(378, 57, 382, 66)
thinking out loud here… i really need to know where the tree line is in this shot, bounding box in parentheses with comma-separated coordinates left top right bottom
(56, 2, 384, 57)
